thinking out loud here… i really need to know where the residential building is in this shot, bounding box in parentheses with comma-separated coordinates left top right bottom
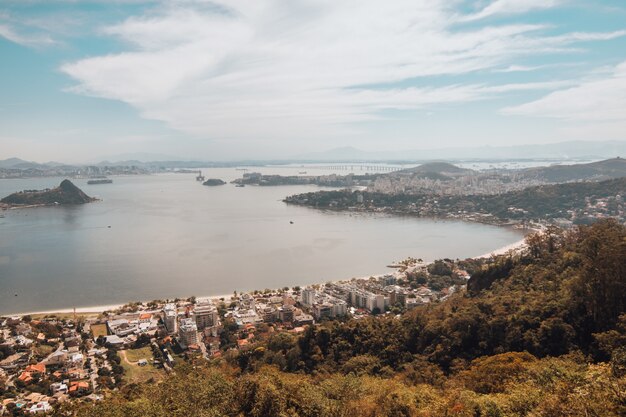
(301, 287, 316, 306)
(312, 303, 333, 320)
(194, 299, 218, 331)
(163, 304, 178, 334)
(279, 304, 295, 323)
(178, 318, 198, 348)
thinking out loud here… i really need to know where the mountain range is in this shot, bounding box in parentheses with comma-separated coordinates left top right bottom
(296, 140, 626, 161)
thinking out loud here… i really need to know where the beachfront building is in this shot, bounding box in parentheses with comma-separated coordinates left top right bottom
(178, 318, 198, 348)
(163, 304, 178, 334)
(193, 299, 218, 331)
(278, 304, 295, 323)
(301, 287, 316, 306)
(330, 299, 348, 316)
(312, 303, 333, 320)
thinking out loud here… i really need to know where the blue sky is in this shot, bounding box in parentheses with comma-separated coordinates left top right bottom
(1, 0, 625, 162)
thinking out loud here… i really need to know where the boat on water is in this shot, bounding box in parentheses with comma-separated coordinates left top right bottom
(87, 179, 113, 185)
(298, 171, 307, 174)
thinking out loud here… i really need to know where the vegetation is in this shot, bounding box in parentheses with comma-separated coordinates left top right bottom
(59, 220, 625, 416)
(202, 178, 227, 186)
(0, 179, 95, 206)
(119, 347, 163, 384)
(285, 177, 625, 224)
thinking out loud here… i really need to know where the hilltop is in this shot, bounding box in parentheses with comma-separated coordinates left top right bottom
(394, 161, 473, 178)
(521, 157, 626, 182)
(0, 179, 96, 207)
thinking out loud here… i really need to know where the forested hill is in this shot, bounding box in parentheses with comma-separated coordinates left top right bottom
(522, 157, 626, 182)
(0, 179, 95, 207)
(64, 220, 626, 417)
(285, 177, 626, 224)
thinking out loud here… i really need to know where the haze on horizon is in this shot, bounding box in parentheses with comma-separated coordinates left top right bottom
(1, 0, 626, 163)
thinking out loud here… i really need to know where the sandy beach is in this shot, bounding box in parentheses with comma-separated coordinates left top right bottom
(11, 237, 530, 317)
(474, 238, 527, 259)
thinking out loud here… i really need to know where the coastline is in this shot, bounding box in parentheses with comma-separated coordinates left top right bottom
(8, 237, 530, 318)
(474, 237, 528, 259)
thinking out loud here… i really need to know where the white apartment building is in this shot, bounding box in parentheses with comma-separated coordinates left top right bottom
(194, 299, 218, 331)
(301, 287, 316, 306)
(178, 318, 198, 348)
(163, 303, 178, 334)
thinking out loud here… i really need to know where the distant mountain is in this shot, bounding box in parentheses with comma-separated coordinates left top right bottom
(94, 152, 189, 163)
(522, 157, 626, 182)
(395, 161, 473, 176)
(0, 158, 44, 169)
(0, 180, 95, 207)
(295, 141, 626, 162)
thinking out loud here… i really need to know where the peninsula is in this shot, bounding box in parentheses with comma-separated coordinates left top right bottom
(284, 166, 626, 228)
(0, 179, 96, 208)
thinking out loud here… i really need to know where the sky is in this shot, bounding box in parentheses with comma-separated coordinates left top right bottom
(1, 0, 626, 162)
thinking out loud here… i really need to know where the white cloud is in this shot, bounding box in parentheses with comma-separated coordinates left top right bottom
(461, 0, 565, 22)
(502, 61, 626, 122)
(59, 0, 623, 142)
(0, 23, 56, 47)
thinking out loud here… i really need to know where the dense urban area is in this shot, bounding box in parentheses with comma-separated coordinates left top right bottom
(0, 252, 475, 414)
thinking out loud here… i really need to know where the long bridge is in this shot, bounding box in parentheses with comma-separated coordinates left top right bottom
(286, 164, 405, 173)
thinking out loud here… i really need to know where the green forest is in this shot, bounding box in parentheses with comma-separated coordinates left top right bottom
(284, 177, 626, 224)
(61, 220, 625, 417)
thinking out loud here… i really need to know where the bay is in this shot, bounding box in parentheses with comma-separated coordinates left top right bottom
(0, 167, 524, 314)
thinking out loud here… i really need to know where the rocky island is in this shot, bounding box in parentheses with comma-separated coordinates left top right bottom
(0, 179, 96, 208)
(202, 178, 226, 186)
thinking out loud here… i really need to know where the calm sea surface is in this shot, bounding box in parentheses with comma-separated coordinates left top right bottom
(0, 167, 524, 314)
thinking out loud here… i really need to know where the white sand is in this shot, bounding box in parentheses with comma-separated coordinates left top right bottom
(474, 238, 527, 259)
(13, 238, 530, 317)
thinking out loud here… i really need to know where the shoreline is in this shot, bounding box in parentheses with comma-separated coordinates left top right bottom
(6, 236, 531, 318)
(474, 237, 528, 259)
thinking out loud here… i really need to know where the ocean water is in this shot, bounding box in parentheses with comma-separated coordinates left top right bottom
(0, 167, 524, 314)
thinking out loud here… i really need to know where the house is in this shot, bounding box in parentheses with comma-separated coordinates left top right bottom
(0, 352, 29, 371)
(15, 335, 33, 348)
(67, 368, 88, 380)
(28, 401, 52, 414)
(138, 313, 152, 323)
(15, 323, 32, 336)
(68, 381, 90, 396)
(68, 353, 84, 366)
(25, 363, 46, 375)
(50, 382, 68, 394)
(107, 319, 137, 337)
(18, 371, 34, 384)
(103, 335, 125, 349)
(45, 350, 67, 366)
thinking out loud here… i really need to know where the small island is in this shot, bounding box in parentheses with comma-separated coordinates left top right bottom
(0, 179, 96, 208)
(202, 178, 226, 186)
